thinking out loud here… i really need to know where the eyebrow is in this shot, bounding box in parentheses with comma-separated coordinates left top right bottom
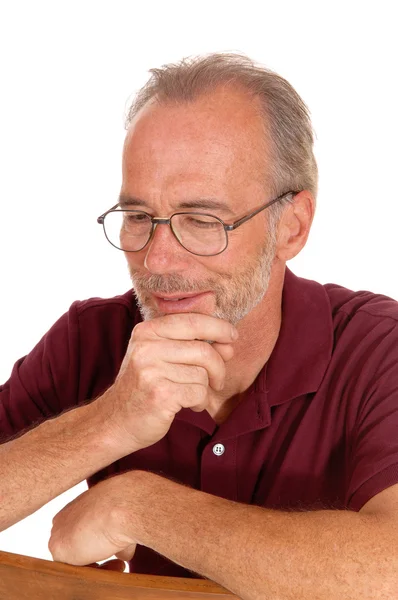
(118, 195, 235, 216)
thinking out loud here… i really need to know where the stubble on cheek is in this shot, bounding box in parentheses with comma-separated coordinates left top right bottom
(127, 239, 275, 325)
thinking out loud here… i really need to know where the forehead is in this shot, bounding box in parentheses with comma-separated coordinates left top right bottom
(121, 87, 269, 205)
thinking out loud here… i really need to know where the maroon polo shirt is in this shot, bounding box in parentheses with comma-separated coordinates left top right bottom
(2, 267, 398, 578)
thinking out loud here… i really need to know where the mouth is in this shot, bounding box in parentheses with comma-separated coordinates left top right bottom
(151, 291, 212, 313)
(155, 292, 204, 301)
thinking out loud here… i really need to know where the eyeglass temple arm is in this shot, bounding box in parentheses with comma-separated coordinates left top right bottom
(97, 192, 298, 228)
(225, 191, 298, 231)
(97, 203, 120, 224)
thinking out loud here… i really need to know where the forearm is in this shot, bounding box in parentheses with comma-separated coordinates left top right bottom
(128, 473, 398, 600)
(0, 392, 137, 531)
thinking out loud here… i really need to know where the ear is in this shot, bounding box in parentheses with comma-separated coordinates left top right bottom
(275, 190, 315, 261)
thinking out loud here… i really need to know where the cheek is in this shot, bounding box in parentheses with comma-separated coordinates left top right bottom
(124, 250, 146, 272)
(222, 227, 262, 263)
(125, 247, 218, 280)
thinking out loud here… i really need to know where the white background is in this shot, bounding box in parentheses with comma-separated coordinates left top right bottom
(0, 0, 397, 560)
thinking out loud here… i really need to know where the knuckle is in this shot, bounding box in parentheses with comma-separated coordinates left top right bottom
(188, 382, 207, 404)
(130, 341, 149, 367)
(194, 365, 209, 383)
(131, 321, 146, 339)
(199, 342, 224, 374)
(198, 340, 213, 362)
(151, 379, 171, 398)
(48, 536, 58, 557)
(199, 383, 208, 401)
(132, 320, 157, 341)
(136, 366, 155, 388)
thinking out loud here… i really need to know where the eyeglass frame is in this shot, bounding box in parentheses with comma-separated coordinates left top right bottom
(97, 190, 300, 257)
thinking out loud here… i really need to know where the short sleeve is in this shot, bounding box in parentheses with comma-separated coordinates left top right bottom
(347, 322, 398, 511)
(0, 302, 81, 442)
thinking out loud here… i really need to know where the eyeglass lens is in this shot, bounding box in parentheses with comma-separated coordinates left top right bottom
(103, 210, 228, 255)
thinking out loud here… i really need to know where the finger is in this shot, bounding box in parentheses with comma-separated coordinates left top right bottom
(165, 341, 227, 391)
(211, 342, 235, 362)
(134, 313, 238, 344)
(148, 364, 209, 387)
(99, 559, 126, 572)
(178, 383, 210, 412)
(136, 340, 227, 391)
(115, 543, 137, 561)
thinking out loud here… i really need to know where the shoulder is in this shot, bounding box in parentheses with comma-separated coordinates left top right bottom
(44, 289, 140, 405)
(66, 289, 141, 359)
(282, 268, 398, 356)
(281, 269, 398, 395)
(73, 289, 137, 319)
(36, 288, 141, 381)
(45, 289, 140, 346)
(66, 289, 141, 334)
(324, 281, 398, 325)
(317, 280, 398, 399)
(322, 282, 398, 352)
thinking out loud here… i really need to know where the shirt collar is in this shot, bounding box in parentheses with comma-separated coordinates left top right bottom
(263, 267, 333, 407)
(172, 267, 334, 433)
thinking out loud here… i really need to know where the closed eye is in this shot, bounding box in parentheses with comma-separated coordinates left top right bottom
(183, 216, 222, 229)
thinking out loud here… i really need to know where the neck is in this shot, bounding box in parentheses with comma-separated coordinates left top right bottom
(208, 261, 285, 423)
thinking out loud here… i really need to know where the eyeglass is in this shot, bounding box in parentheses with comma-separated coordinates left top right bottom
(97, 190, 299, 257)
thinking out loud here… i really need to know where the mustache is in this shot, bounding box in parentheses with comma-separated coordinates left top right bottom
(130, 272, 227, 295)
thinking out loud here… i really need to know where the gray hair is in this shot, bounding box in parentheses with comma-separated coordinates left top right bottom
(126, 53, 318, 227)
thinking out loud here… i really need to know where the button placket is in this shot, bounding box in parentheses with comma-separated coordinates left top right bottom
(212, 443, 225, 456)
(201, 438, 237, 500)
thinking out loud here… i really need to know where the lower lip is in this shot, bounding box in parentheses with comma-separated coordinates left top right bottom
(153, 292, 212, 313)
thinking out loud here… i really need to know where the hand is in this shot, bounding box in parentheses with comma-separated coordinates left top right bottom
(100, 313, 238, 451)
(49, 474, 138, 566)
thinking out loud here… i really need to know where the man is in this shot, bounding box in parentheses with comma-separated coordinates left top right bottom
(1, 53, 398, 599)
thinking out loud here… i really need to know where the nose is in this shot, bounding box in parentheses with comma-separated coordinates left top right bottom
(143, 222, 191, 274)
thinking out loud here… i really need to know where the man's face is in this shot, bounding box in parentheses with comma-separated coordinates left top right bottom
(120, 87, 277, 326)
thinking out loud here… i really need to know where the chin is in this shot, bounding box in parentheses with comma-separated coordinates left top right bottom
(138, 306, 161, 321)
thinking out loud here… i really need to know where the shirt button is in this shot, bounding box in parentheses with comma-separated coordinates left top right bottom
(212, 443, 225, 456)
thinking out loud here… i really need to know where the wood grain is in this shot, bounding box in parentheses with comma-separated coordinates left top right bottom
(0, 550, 240, 599)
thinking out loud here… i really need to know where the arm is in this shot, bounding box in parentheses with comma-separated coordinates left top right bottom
(50, 471, 398, 600)
(0, 392, 139, 532)
(0, 313, 236, 532)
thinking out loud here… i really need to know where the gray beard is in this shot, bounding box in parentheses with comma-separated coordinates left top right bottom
(129, 242, 275, 326)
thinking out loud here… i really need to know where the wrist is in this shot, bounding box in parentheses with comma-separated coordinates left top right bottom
(113, 470, 152, 546)
(90, 389, 145, 458)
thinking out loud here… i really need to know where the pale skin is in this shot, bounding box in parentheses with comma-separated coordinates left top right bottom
(49, 89, 398, 598)
(1, 86, 397, 596)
